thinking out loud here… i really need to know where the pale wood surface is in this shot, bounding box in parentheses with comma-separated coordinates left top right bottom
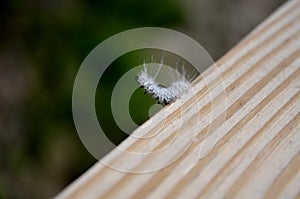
(55, 0, 300, 198)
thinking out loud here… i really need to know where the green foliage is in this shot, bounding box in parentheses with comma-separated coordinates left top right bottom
(0, 0, 183, 198)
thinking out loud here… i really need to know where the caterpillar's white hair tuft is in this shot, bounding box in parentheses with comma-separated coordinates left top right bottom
(136, 59, 194, 105)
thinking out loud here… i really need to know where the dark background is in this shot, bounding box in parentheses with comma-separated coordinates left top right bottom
(0, 0, 286, 198)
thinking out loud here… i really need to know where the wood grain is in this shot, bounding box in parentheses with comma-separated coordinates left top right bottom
(55, 0, 300, 198)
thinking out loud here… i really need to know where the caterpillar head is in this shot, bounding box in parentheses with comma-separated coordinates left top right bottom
(135, 67, 155, 88)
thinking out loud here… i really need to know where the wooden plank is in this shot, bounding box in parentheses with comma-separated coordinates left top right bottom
(55, 0, 300, 198)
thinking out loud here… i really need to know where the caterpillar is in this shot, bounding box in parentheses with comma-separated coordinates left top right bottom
(136, 58, 196, 105)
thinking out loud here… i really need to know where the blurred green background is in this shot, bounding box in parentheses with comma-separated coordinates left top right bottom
(0, 0, 286, 198)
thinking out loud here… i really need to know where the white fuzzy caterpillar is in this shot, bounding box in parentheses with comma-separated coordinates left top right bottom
(136, 59, 195, 105)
